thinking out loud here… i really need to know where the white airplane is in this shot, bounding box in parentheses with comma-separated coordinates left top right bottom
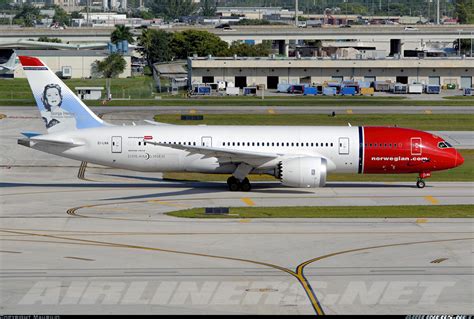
(17, 56, 463, 191)
(0, 52, 17, 74)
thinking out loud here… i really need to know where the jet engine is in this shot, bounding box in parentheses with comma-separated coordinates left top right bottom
(277, 157, 327, 188)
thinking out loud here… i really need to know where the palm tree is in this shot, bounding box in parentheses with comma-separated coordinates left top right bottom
(95, 53, 127, 100)
(111, 24, 135, 44)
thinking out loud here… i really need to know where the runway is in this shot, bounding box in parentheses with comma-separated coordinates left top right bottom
(1, 107, 473, 314)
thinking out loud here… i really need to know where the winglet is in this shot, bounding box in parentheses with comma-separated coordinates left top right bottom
(21, 131, 42, 138)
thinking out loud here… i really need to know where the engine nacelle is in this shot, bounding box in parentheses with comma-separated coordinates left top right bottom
(277, 157, 327, 188)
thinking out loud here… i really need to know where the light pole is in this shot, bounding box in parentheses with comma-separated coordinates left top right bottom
(295, 0, 299, 26)
(471, 31, 473, 57)
(436, 0, 440, 24)
(457, 29, 462, 57)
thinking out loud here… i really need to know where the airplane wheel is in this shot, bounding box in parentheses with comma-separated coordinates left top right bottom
(229, 181, 241, 191)
(241, 179, 251, 192)
(227, 176, 237, 186)
(416, 179, 426, 189)
(227, 177, 240, 191)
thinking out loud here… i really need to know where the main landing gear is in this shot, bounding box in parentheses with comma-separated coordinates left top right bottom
(227, 176, 251, 192)
(416, 172, 431, 189)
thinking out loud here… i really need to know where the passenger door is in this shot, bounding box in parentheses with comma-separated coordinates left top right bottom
(411, 137, 422, 155)
(338, 137, 350, 155)
(111, 136, 122, 153)
(201, 136, 212, 147)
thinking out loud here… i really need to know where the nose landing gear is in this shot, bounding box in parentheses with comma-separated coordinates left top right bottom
(416, 178, 426, 189)
(416, 172, 431, 189)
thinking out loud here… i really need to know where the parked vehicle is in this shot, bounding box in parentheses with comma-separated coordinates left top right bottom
(323, 87, 337, 96)
(374, 81, 392, 92)
(360, 87, 375, 96)
(393, 83, 408, 94)
(277, 83, 291, 93)
(195, 86, 211, 95)
(341, 86, 357, 96)
(297, 21, 307, 28)
(243, 87, 257, 96)
(288, 85, 305, 94)
(303, 87, 318, 95)
(425, 85, 440, 94)
(408, 83, 423, 94)
(306, 20, 323, 28)
(215, 23, 230, 29)
(327, 82, 342, 94)
(226, 87, 240, 96)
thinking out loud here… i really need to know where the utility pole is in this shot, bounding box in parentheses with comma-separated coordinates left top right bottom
(86, 0, 90, 27)
(295, 0, 299, 26)
(436, 0, 440, 24)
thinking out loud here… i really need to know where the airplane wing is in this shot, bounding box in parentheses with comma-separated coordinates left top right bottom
(146, 140, 280, 165)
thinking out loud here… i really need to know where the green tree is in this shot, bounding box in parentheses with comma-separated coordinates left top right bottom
(228, 41, 272, 57)
(455, 0, 474, 24)
(235, 19, 271, 25)
(111, 24, 135, 44)
(95, 53, 127, 99)
(453, 39, 472, 56)
(52, 5, 69, 26)
(130, 9, 155, 19)
(171, 29, 229, 59)
(138, 28, 173, 67)
(14, 4, 41, 27)
(148, 0, 197, 20)
(201, 0, 217, 16)
(70, 11, 84, 19)
(38, 36, 62, 43)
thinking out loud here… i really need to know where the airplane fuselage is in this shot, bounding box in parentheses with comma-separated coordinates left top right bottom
(27, 125, 462, 178)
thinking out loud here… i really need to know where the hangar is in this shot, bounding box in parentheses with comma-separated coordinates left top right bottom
(188, 56, 474, 89)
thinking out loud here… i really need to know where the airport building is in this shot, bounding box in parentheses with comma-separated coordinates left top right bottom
(188, 56, 474, 89)
(10, 50, 132, 79)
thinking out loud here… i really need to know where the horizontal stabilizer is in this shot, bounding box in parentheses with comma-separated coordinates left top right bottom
(144, 120, 173, 126)
(30, 135, 84, 146)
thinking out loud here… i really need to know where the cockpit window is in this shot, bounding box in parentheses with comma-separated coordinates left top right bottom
(438, 141, 452, 149)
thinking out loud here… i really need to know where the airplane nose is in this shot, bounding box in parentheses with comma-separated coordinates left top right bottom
(455, 151, 464, 167)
